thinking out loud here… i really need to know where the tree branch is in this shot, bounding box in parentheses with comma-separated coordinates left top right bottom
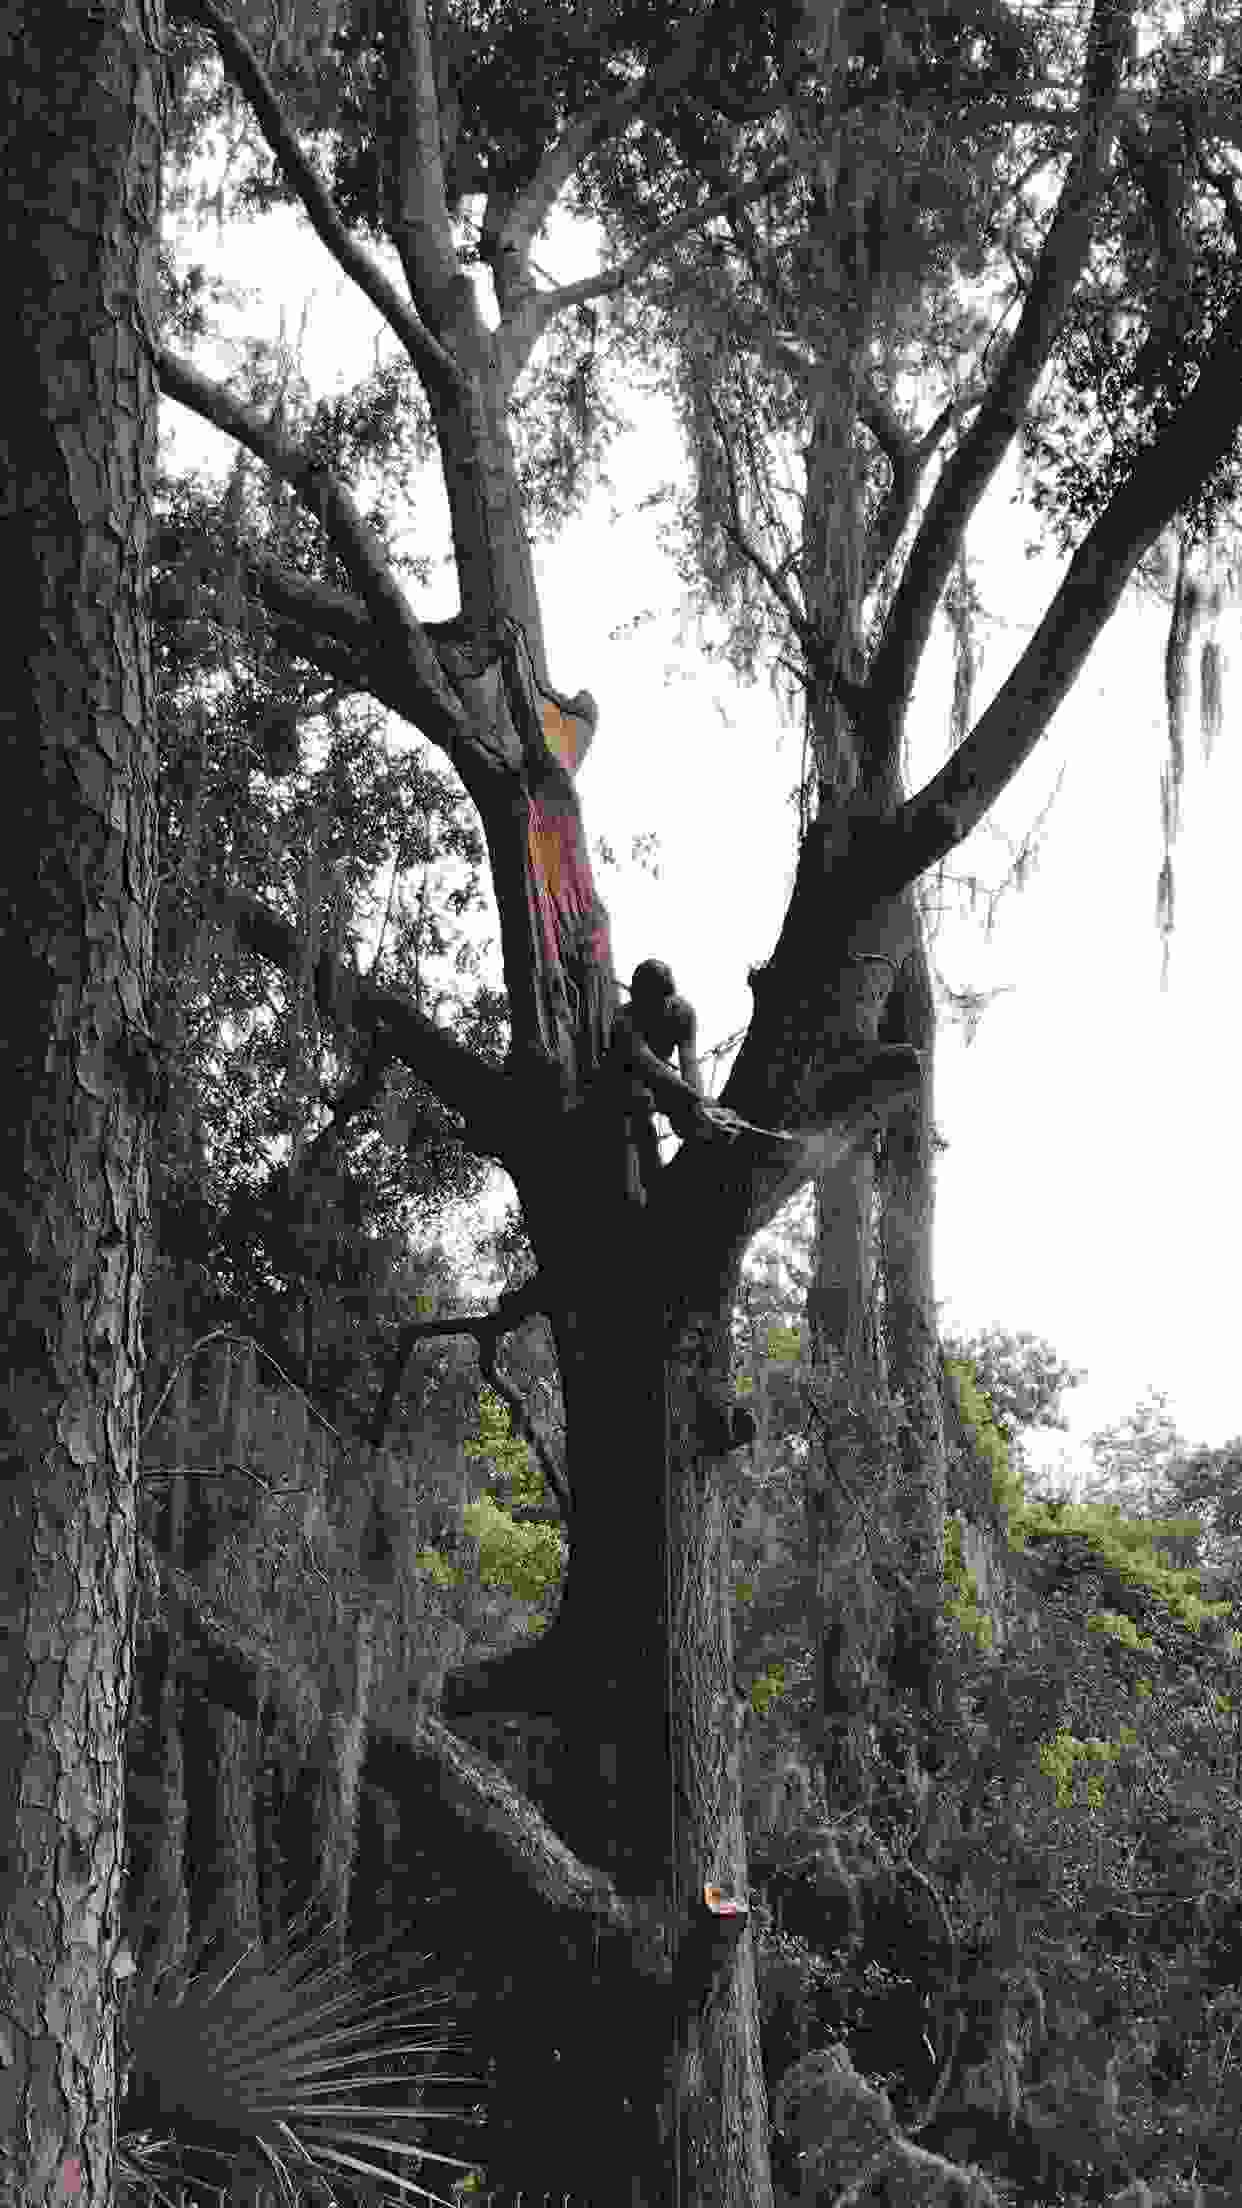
(486, 9, 753, 336)
(154, 522, 376, 660)
(495, 163, 796, 384)
(860, 393, 958, 596)
(167, 0, 463, 406)
(367, 1291, 571, 1521)
(706, 388, 812, 653)
(732, 1046, 924, 1242)
(864, 0, 1137, 757)
(383, 0, 478, 324)
(163, 1570, 662, 1950)
(156, 348, 470, 754)
(896, 280, 1242, 877)
(221, 888, 514, 1158)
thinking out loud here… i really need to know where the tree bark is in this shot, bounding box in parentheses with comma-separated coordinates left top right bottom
(878, 902, 950, 1769)
(0, 3, 165, 2200)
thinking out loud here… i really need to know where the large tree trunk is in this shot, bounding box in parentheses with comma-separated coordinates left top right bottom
(464, 1165, 773, 2200)
(805, 1144, 888, 1811)
(0, 3, 165, 2200)
(784, 155, 922, 1813)
(877, 903, 949, 1772)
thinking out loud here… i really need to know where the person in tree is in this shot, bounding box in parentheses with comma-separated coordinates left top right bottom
(608, 958, 732, 1200)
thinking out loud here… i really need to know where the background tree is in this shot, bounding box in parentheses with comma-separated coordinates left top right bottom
(944, 1325, 1088, 1478)
(558, 0, 1242, 1816)
(0, 4, 166, 2203)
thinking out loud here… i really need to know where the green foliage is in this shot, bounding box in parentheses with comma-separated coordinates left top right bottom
(465, 1385, 532, 1490)
(1084, 1388, 1194, 1522)
(1013, 1498, 1230, 1638)
(461, 1493, 564, 1609)
(942, 1325, 1086, 1455)
(119, 1907, 480, 2207)
(749, 1663, 787, 1717)
(765, 1322, 801, 1364)
(944, 1354, 1026, 1527)
(943, 1515, 994, 1652)
(1038, 1723, 1138, 1810)
(415, 1546, 463, 1588)
(1088, 1610, 1155, 1654)
(461, 1389, 565, 1609)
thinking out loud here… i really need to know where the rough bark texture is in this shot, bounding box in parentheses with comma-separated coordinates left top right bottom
(879, 907, 951, 1749)
(0, 2, 165, 2200)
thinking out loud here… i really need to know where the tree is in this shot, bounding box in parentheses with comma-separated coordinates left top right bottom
(944, 1326, 1087, 1471)
(145, 0, 1242, 2199)
(1082, 1390, 1216, 1571)
(561, 0, 1242, 1809)
(0, 3, 166, 2202)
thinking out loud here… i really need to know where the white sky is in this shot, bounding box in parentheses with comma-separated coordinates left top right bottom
(160, 178, 1242, 1497)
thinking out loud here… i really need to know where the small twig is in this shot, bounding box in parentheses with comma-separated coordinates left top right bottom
(898, 1857, 964, 2138)
(142, 1327, 342, 1447)
(140, 1457, 307, 1494)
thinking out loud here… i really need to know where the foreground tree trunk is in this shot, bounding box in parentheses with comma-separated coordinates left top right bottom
(0, 4, 165, 2200)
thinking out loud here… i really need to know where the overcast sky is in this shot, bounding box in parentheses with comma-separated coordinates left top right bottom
(160, 175, 1242, 1496)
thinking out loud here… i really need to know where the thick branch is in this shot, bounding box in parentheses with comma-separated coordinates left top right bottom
(154, 526, 497, 749)
(405, 1711, 640, 1929)
(384, 0, 478, 326)
(736, 1046, 923, 1241)
(896, 282, 1242, 875)
(161, 1559, 669, 1968)
(367, 1294, 571, 1521)
(864, 0, 1136, 754)
(154, 522, 376, 661)
(667, 1043, 924, 1244)
(168, 0, 462, 406)
(861, 396, 956, 596)
(156, 348, 470, 754)
(223, 888, 513, 1157)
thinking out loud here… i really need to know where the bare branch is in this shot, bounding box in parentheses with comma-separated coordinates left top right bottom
(864, 0, 1138, 757)
(706, 388, 811, 650)
(156, 347, 469, 753)
(141, 1326, 342, 1446)
(168, 0, 462, 405)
